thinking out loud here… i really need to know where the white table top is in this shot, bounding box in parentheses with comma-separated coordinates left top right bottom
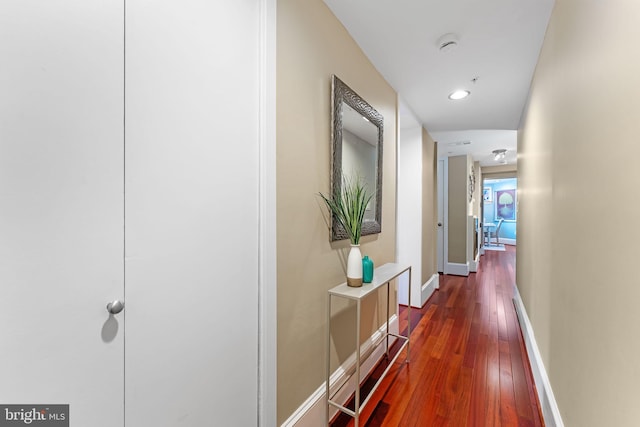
(484, 222, 497, 228)
(328, 262, 411, 300)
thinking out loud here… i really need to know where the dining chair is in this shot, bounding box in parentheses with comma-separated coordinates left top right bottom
(491, 218, 504, 245)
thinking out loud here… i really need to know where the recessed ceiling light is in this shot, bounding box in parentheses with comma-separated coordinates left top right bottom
(448, 90, 470, 100)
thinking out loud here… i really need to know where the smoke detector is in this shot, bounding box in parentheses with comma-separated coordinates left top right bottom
(437, 33, 459, 53)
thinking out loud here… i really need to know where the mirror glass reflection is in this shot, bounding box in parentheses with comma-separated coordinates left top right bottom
(341, 103, 378, 221)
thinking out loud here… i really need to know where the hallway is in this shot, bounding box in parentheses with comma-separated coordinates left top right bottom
(332, 246, 543, 426)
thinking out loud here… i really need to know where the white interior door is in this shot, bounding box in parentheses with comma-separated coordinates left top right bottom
(124, 1, 261, 425)
(0, 1, 125, 425)
(437, 160, 445, 272)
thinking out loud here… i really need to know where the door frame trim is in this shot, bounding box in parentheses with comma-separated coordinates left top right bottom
(258, 0, 277, 425)
(442, 158, 450, 274)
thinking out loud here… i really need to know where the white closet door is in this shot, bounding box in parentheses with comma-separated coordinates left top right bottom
(0, 1, 125, 425)
(124, 1, 260, 425)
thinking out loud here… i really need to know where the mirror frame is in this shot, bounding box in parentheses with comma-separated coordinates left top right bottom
(330, 75, 384, 241)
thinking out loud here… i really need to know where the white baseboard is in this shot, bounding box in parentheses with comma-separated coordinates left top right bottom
(281, 315, 399, 427)
(419, 273, 439, 307)
(512, 287, 564, 427)
(469, 253, 480, 273)
(446, 262, 469, 276)
(487, 237, 516, 246)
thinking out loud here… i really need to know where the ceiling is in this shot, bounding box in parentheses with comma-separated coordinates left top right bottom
(322, 0, 555, 166)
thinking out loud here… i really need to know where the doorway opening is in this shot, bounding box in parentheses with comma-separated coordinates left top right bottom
(482, 177, 517, 249)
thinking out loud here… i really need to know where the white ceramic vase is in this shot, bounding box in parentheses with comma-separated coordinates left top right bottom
(346, 244, 363, 287)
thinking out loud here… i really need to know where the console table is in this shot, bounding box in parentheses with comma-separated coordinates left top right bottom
(325, 263, 411, 426)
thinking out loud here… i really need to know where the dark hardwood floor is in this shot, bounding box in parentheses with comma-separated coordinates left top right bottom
(331, 245, 544, 427)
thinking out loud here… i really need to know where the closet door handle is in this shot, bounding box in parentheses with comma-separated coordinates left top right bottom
(106, 300, 124, 315)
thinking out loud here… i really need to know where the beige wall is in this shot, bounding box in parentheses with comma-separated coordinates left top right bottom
(482, 163, 517, 180)
(447, 155, 468, 264)
(518, 0, 640, 425)
(482, 164, 516, 174)
(421, 129, 437, 284)
(276, 0, 397, 422)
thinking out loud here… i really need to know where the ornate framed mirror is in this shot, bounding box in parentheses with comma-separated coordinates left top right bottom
(330, 75, 383, 241)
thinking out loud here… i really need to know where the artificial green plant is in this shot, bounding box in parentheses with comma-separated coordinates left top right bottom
(319, 176, 373, 245)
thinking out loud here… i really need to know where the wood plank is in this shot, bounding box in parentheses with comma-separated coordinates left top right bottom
(467, 330, 488, 426)
(485, 315, 501, 426)
(463, 302, 482, 369)
(499, 339, 519, 426)
(431, 318, 454, 359)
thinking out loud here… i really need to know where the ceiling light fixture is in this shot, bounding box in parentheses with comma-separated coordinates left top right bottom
(448, 90, 470, 100)
(492, 149, 507, 162)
